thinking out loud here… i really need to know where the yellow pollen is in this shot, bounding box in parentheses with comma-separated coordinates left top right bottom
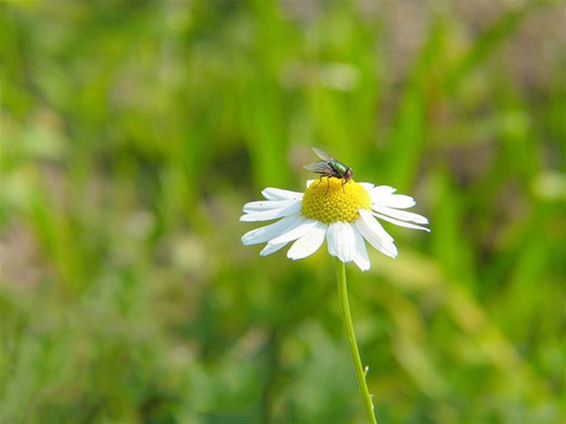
(301, 177, 371, 223)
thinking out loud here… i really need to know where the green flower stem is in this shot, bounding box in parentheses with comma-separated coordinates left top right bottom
(335, 258, 377, 424)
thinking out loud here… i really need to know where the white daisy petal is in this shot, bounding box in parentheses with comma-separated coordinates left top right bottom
(260, 241, 288, 256)
(372, 212, 430, 232)
(371, 185, 396, 198)
(241, 214, 305, 245)
(341, 223, 356, 263)
(351, 224, 370, 271)
(372, 206, 429, 225)
(261, 187, 303, 201)
(329, 223, 346, 260)
(287, 222, 327, 260)
(327, 222, 355, 263)
(356, 209, 398, 258)
(243, 199, 300, 213)
(359, 209, 393, 242)
(374, 194, 416, 209)
(326, 223, 339, 258)
(268, 219, 318, 245)
(240, 202, 302, 222)
(358, 182, 375, 192)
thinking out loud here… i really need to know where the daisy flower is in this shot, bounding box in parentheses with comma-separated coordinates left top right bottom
(241, 176, 429, 271)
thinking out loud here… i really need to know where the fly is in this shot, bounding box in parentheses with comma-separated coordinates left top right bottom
(304, 147, 353, 192)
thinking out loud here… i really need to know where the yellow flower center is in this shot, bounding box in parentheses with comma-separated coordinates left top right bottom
(301, 177, 371, 223)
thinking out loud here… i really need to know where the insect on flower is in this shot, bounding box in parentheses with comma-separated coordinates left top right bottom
(304, 148, 353, 191)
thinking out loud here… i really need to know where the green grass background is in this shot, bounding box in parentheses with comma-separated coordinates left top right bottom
(1, 1, 565, 423)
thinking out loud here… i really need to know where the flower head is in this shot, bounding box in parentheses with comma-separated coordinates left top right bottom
(241, 177, 429, 271)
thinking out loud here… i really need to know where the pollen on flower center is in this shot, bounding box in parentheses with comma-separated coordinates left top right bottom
(301, 177, 371, 223)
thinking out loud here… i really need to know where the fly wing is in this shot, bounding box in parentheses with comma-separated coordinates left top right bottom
(304, 161, 331, 175)
(312, 147, 334, 161)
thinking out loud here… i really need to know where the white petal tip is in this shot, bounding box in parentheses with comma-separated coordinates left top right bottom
(383, 247, 398, 259)
(355, 262, 371, 271)
(287, 252, 313, 261)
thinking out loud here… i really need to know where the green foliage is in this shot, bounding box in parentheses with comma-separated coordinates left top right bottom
(1, 1, 564, 423)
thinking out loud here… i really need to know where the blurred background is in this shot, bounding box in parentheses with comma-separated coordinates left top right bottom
(1, 1, 565, 423)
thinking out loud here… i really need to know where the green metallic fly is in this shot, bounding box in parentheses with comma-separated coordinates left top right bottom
(304, 147, 353, 190)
